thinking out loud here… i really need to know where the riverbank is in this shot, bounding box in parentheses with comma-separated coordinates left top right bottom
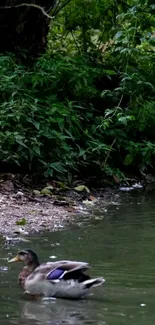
(0, 189, 116, 237)
(0, 191, 74, 236)
(0, 176, 117, 239)
(0, 174, 73, 237)
(0, 172, 145, 238)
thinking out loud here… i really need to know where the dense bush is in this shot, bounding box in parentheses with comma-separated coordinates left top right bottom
(0, 54, 113, 180)
(0, 0, 155, 181)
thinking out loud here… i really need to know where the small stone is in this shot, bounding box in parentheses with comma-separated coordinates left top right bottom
(15, 191, 24, 197)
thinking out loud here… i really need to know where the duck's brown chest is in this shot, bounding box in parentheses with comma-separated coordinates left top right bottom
(18, 267, 30, 289)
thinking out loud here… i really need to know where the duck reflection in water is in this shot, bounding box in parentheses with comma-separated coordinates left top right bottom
(21, 298, 96, 325)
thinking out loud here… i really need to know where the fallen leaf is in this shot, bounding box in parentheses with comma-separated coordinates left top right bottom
(33, 190, 41, 195)
(113, 175, 120, 184)
(89, 195, 96, 201)
(74, 185, 90, 193)
(16, 218, 27, 226)
(56, 182, 70, 189)
(40, 188, 52, 195)
(45, 186, 54, 191)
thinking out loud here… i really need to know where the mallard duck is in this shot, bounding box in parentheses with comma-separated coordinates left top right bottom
(8, 248, 105, 299)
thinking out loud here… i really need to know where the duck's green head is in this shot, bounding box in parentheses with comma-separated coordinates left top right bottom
(8, 248, 40, 266)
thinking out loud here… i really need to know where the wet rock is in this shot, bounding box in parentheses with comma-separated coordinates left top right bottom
(82, 199, 95, 206)
(119, 183, 143, 191)
(0, 180, 14, 192)
(14, 227, 29, 235)
(4, 235, 30, 244)
(14, 191, 24, 198)
(53, 200, 69, 206)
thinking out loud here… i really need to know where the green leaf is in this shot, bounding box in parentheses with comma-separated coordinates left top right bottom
(40, 188, 52, 195)
(74, 185, 90, 193)
(150, 4, 155, 10)
(124, 154, 133, 166)
(103, 70, 116, 75)
(50, 162, 67, 173)
(33, 190, 41, 195)
(16, 218, 27, 226)
(15, 135, 28, 148)
(114, 31, 123, 40)
(33, 121, 40, 130)
(33, 146, 41, 156)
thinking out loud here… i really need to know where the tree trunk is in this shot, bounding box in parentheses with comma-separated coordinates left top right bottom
(0, 1, 55, 59)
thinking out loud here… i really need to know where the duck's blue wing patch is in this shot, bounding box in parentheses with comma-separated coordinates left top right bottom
(47, 268, 65, 280)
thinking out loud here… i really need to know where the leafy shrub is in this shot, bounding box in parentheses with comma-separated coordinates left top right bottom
(0, 0, 155, 181)
(0, 54, 112, 179)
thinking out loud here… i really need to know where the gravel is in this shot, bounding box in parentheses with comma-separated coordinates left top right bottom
(0, 192, 73, 236)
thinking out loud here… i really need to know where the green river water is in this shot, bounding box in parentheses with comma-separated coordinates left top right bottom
(0, 191, 155, 325)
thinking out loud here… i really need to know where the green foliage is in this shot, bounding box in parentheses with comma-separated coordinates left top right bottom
(0, 0, 155, 180)
(16, 218, 27, 226)
(0, 54, 112, 179)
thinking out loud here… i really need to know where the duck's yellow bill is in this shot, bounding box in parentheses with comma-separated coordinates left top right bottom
(8, 255, 20, 263)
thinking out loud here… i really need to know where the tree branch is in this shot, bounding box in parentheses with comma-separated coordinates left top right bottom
(53, 0, 72, 16)
(0, 3, 54, 20)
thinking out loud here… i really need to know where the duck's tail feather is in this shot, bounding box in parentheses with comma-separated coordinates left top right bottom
(83, 277, 105, 289)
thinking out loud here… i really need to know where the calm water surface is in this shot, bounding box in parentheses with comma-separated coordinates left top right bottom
(1, 192, 155, 325)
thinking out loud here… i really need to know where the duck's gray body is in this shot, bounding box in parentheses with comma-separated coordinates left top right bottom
(24, 260, 105, 299)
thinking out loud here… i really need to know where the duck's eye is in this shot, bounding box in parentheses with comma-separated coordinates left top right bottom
(19, 251, 27, 256)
